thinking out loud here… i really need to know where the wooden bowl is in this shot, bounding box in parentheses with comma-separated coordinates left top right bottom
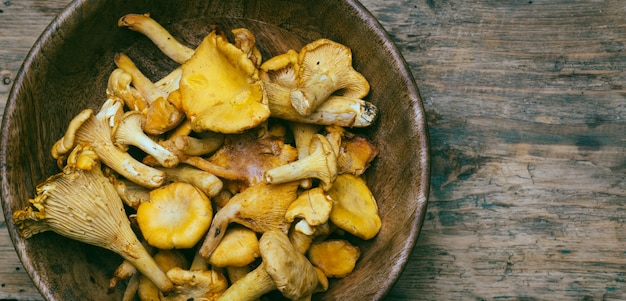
(0, 0, 430, 300)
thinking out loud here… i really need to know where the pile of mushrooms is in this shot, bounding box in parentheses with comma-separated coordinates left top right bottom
(13, 12, 382, 301)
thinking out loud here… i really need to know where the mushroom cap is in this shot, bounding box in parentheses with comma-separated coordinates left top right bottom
(137, 182, 213, 249)
(208, 225, 260, 267)
(326, 173, 382, 240)
(307, 239, 361, 278)
(285, 187, 333, 227)
(180, 30, 270, 134)
(259, 230, 319, 300)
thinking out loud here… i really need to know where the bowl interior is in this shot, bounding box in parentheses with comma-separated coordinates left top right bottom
(1, 0, 430, 300)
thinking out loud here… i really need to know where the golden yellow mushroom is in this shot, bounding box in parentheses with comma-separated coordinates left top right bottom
(137, 182, 213, 249)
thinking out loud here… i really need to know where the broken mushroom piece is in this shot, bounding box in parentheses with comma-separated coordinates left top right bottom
(112, 111, 179, 168)
(264, 134, 337, 191)
(308, 239, 361, 279)
(12, 149, 174, 293)
(217, 230, 321, 301)
(327, 173, 382, 240)
(50, 98, 165, 188)
(290, 38, 370, 116)
(180, 29, 270, 134)
(198, 181, 300, 259)
(137, 182, 213, 249)
(118, 13, 195, 64)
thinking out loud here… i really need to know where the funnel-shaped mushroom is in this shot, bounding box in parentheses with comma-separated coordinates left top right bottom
(179, 29, 270, 134)
(12, 149, 173, 293)
(290, 38, 370, 116)
(216, 230, 321, 301)
(137, 182, 213, 249)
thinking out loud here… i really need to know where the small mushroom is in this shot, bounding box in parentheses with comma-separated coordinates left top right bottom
(112, 111, 179, 168)
(216, 230, 321, 301)
(114, 53, 185, 135)
(198, 181, 300, 259)
(285, 187, 333, 229)
(50, 98, 165, 188)
(208, 225, 260, 268)
(106, 68, 148, 112)
(264, 134, 337, 191)
(326, 173, 382, 240)
(12, 147, 173, 293)
(325, 125, 379, 176)
(118, 13, 195, 64)
(290, 38, 370, 116)
(179, 29, 270, 134)
(137, 182, 213, 249)
(307, 239, 361, 278)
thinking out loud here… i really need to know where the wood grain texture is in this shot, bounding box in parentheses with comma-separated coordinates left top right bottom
(2, 0, 626, 300)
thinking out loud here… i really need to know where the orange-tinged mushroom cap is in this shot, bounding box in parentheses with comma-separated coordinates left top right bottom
(137, 182, 213, 249)
(180, 30, 270, 134)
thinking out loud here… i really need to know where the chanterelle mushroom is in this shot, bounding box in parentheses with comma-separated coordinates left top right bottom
(50, 98, 165, 188)
(216, 230, 320, 301)
(327, 173, 382, 240)
(198, 181, 300, 259)
(112, 111, 179, 168)
(179, 29, 270, 133)
(137, 182, 213, 249)
(290, 38, 370, 116)
(12, 147, 174, 293)
(264, 134, 337, 191)
(307, 239, 361, 278)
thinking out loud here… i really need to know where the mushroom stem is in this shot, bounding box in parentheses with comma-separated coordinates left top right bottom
(113, 111, 179, 168)
(264, 134, 337, 191)
(118, 13, 194, 64)
(217, 263, 274, 301)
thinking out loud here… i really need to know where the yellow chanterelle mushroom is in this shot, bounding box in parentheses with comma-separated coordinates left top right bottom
(179, 29, 270, 134)
(307, 239, 361, 278)
(12, 147, 174, 293)
(137, 182, 213, 249)
(327, 173, 382, 240)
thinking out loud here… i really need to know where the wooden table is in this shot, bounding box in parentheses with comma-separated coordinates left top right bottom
(2, 0, 626, 300)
